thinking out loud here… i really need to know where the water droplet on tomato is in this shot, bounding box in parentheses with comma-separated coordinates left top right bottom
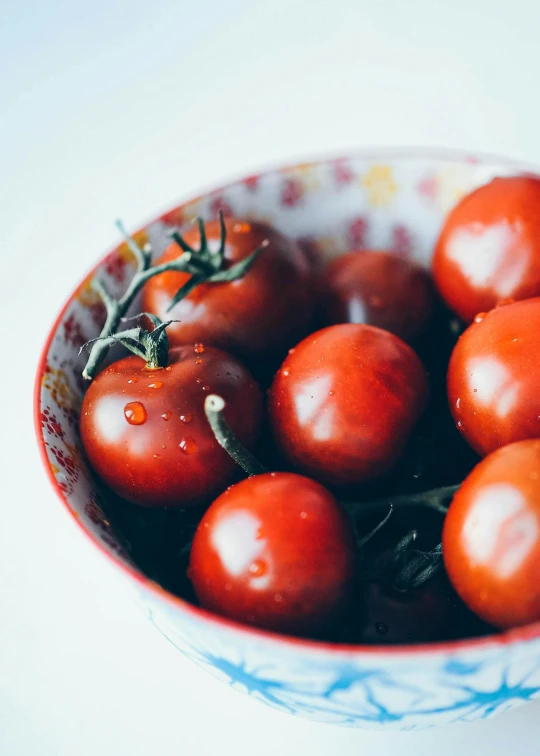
(202, 385, 210, 391)
(474, 312, 487, 323)
(270, 472, 276, 477)
(375, 622, 389, 636)
(165, 366, 172, 372)
(161, 411, 172, 421)
(194, 358, 203, 365)
(180, 413, 193, 424)
(274, 593, 283, 603)
(300, 511, 307, 519)
(249, 559, 267, 577)
(194, 343, 205, 354)
(149, 380, 164, 389)
(124, 401, 146, 425)
(455, 398, 461, 409)
(179, 437, 197, 455)
(153, 453, 161, 459)
(288, 347, 296, 355)
(127, 377, 138, 384)
(281, 368, 290, 378)
(329, 390, 335, 396)
(457, 421, 462, 428)
(196, 378, 203, 384)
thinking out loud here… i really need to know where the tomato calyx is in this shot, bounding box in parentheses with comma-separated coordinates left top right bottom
(81, 313, 174, 370)
(360, 529, 444, 592)
(165, 213, 269, 311)
(204, 394, 267, 475)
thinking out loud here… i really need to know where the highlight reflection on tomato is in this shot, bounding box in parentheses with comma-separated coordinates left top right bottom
(443, 440, 540, 629)
(80, 345, 262, 507)
(448, 298, 540, 456)
(189, 472, 357, 635)
(433, 175, 540, 322)
(268, 324, 429, 486)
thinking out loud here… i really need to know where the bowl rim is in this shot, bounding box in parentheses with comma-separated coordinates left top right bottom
(35, 146, 540, 659)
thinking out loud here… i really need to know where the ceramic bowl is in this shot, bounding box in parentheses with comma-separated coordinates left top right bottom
(35, 149, 540, 730)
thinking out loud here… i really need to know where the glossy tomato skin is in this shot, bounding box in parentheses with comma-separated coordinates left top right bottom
(142, 218, 313, 363)
(443, 440, 540, 629)
(268, 324, 429, 486)
(433, 175, 540, 322)
(80, 346, 262, 507)
(319, 250, 435, 343)
(448, 298, 540, 456)
(189, 472, 356, 635)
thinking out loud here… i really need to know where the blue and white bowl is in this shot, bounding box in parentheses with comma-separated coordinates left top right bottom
(35, 148, 540, 730)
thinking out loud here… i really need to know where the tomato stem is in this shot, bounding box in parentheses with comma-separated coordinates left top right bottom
(344, 483, 459, 519)
(81, 213, 268, 380)
(356, 505, 393, 548)
(204, 394, 267, 477)
(82, 223, 194, 379)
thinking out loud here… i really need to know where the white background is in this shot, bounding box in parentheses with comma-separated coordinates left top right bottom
(2, 0, 540, 753)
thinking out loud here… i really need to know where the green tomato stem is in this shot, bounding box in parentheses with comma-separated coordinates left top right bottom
(204, 394, 267, 477)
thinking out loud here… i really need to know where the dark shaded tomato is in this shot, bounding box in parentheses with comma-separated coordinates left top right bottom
(443, 440, 540, 629)
(319, 250, 435, 342)
(432, 175, 540, 322)
(80, 345, 262, 507)
(359, 576, 457, 644)
(189, 472, 356, 635)
(268, 324, 429, 486)
(448, 298, 540, 456)
(142, 218, 313, 363)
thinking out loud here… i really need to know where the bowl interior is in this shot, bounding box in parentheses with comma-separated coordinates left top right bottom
(36, 149, 531, 633)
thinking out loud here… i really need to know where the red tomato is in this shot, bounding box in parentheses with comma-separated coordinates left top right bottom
(443, 440, 540, 629)
(189, 472, 356, 635)
(319, 250, 435, 342)
(268, 324, 429, 486)
(432, 175, 540, 322)
(142, 218, 313, 363)
(359, 576, 457, 644)
(448, 297, 540, 456)
(80, 345, 262, 507)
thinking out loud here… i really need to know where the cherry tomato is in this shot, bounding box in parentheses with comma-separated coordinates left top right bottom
(142, 218, 313, 363)
(359, 576, 457, 644)
(268, 324, 429, 486)
(189, 472, 356, 635)
(432, 175, 540, 322)
(80, 345, 262, 507)
(443, 439, 540, 629)
(319, 250, 435, 342)
(448, 297, 540, 456)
